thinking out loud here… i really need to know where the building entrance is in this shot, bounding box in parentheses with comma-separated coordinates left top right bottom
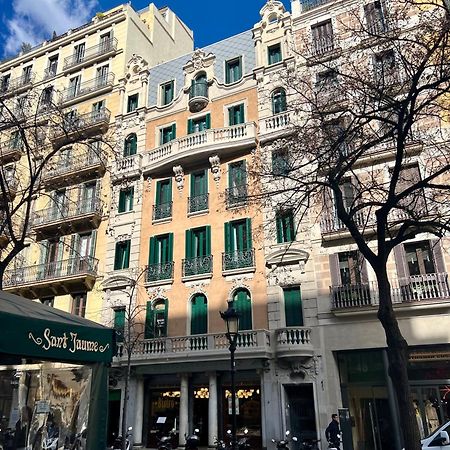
(193, 387, 209, 446)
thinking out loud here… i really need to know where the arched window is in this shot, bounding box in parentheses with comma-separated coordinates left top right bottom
(144, 299, 168, 338)
(232, 288, 252, 330)
(195, 72, 207, 83)
(190, 294, 208, 335)
(124, 133, 137, 157)
(272, 88, 287, 115)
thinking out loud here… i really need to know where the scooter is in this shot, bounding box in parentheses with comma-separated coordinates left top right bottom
(272, 430, 298, 450)
(184, 428, 200, 450)
(157, 429, 176, 450)
(112, 427, 133, 450)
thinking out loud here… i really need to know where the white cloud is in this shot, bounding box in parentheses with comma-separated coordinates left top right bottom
(3, 0, 99, 56)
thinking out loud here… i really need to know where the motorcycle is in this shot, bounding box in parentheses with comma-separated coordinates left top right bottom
(112, 426, 133, 450)
(272, 430, 298, 450)
(184, 428, 200, 450)
(157, 429, 177, 450)
(214, 437, 227, 450)
(237, 428, 251, 450)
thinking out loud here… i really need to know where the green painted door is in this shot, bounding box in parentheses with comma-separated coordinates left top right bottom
(156, 179, 172, 205)
(233, 289, 252, 330)
(144, 301, 154, 339)
(191, 294, 208, 335)
(284, 287, 303, 326)
(191, 170, 207, 196)
(226, 219, 251, 252)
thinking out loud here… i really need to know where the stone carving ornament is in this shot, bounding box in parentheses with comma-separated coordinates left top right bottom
(173, 166, 184, 192)
(209, 155, 221, 185)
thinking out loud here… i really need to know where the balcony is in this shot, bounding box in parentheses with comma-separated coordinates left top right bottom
(258, 112, 293, 143)
(43, 67, 58, 80)
(145, 122, 257, 173)
(188, 193, 209, 214)
(331, 273, 450, 311)
(0, 175, 18, 204)
(275, 327, 314, 361)
(112, 154, 142, 182)
(189, 80, 209, 112)
(60, 73, 115, 106)
(300, 0, 332, 12)
(225, 185, 248, 208)
(33, 197, 103, 239)
(115, 329, 271, 366)
(51, 108, 110, 147)
(146, 262, 174, 284)
(222, 249, 255, 274)
(0, 73, 36, 97)
(182, 255, 213, 279)
(0, 138, 23, 163)
(0, 213, 10, 249)
(152, 202, 172, 222)
(4, 256, 99, 298)
(63, 38, 118, 72)
(43, 151, 105, 187)
(310, 37, 336, 58)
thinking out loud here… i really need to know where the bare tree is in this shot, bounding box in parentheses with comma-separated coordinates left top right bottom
(0, 81, 116, 288)
(253, 1, 450, 448)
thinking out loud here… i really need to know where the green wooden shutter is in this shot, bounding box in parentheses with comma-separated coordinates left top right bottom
(163, 300, 169, 336)
(130, 134, 137, 155)
(276, 214, 283, 243)
(149, 236, 157, 265)
(228, 107, 234, 126)
(284, 287, 303, 326)
(191, 294, 208, 335)
(226, 62, 231, 84)
(118, 190, 126, 213)
(237, 59, 242, 79)
(185, 229, 192, 259)
(239, 104, 245, 124)
(155, 181, 162, 206)
(123, 241, 130, 268)
(188, 119, 194, 134)
(114, 309, 125, 342)
(171, 123, 176, 140)
(224, 222, 231, 253)
(144, 302, 154, 339)
(168, 233, 174, 261)
(205, 113, 211, 129)
(89, 231, 97, 258)
(129, 188, 134, 211)
(206, 226, 211, 255)
(245, 218, 252, 250)
(234, 289, 252, 331)
(114, 243, 121, 270)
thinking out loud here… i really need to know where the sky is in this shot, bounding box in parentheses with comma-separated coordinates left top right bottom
(0, 0, 291, 58)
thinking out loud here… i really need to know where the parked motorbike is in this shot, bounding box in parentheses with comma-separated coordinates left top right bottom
(112, 426, 133, 450)
(237, 428, 250, 450)
(184, 428, 200, 450)
(214, 437, 227, 450)
(272, 430, 298, 450)
(302, 439, 320, 450)
(157, 429, 177, 450)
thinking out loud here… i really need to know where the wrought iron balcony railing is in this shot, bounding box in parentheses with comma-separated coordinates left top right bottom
(225, 184, 248, 208)
(301, 0, 332, 12)
(33, 196, 102, 227)
(152, 202, 172, 221)
(0, 73, 36, 96)
(61, 73, 115, 103)
(146, 262, 174, 283)
(52, 108, 111, 139)
(43, 151, 102, 182)
(4, 255, 99, 287)
(63, 38, 118, 70)
(182, 255, 213, 277)
(311, 36, 335, 56)
(188, 193, 209, 214)
(222, 249, 255, 272)
(331, 273, 450, 309)
(43, 67, 58, 80)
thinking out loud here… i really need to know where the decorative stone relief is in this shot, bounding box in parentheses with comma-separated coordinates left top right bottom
(116, 233, 132, 242)
(146, 286, 170, 301)
(290, 356, 320, 379)
(145, 176, 152, 193)
(183, 49, 216, 74)
(125, 54, 149, 84)
(227, 281, 252, 301)
(209, 155, 221, 185)
(173, 165, 184, 192)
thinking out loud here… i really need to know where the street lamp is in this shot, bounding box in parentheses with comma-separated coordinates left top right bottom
(220, 300, 240, 450)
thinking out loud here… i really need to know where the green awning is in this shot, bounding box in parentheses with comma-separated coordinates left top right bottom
(0, 291, 115, 364)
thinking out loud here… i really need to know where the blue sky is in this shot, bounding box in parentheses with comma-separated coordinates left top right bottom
(0, 0, 291, 58)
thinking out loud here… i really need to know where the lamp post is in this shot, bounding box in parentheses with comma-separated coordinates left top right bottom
(220, 300, 240, 450)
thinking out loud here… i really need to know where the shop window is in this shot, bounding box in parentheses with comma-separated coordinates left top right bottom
(124, 133, 137, 157)
(272, 88, 287, 114)
(191, 294, 208, 335)
(145, 300, 168, 338)
(72, 293, 87, 317)
(225, 57, 242, 84)
(232, 288, 252, 330)
(127, 94, 139, 113)
(114, 240, 131, 270)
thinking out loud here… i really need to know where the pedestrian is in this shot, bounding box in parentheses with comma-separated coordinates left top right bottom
(325, 414, 341, 449)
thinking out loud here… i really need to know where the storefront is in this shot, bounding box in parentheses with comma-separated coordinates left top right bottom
(338, 347, 450, 450)
(0, 291, 115, 450)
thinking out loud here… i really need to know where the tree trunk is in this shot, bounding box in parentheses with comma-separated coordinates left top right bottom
(121, 356, 132, 450)
(376, 268, 421, 450)
(0, 262, 4, 290)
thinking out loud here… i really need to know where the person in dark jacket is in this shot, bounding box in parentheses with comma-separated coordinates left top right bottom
(325, 414, 341, 449)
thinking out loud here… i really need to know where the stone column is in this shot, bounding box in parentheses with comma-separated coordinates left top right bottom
(179, 374, 189, 448)
(208, 372, 218, 448)
(133, 378, 145, 446)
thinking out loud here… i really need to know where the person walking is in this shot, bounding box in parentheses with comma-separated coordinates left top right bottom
(325, 414, 341, 449)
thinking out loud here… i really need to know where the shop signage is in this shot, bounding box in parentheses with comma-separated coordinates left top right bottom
(28, 328, 110, 355)
(36, 400, 50, 414)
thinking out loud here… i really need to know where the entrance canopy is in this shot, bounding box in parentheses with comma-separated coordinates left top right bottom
(0, 290, 115, 364)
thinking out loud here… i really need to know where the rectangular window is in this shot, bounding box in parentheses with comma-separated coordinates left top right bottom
(127, 94, 139, 113)
(228, 103, 245, 126)
(374, 49, 396, 84)
(224, 219, 253, 270)
(338, 251, 362, 285)
(311, 20, 334, 55)
(47, 55, 59, 77)
(283, 287, 303, 327)
(118, 187, 134, 213)
(268, 44, 282, 65)
(187, 114, 211, 134)
(161, 81, 175, 105)
(40, 87, 53, 109)
(364, 1, 386, 33)
(148, 234, 174, 281)
(114, 240, 131, 270)
(272, 149, 289, 175)
(225, 57, 242, 84)
(93, 100, 106, 112)
(1, 74, 10, 93)
(189, 170, 208, 213)
(100, 32, 112, 50)
(96, 65, 109, 85)
(395, 164, 425, 213)
(74, 43, 86, 63)
(227, 160, 247, 206)
(72, 293, 87, 317)
(154, 179, 172, 220)
(317, 69, 338, 91)
(276, 210, 295, 243)
(159, 124, 176, 145)
(404, 241, 436, 276)
(114, 307, 125, 341)
(22, 66, 32, 83)
(184, 227, 212, 276)
(68, 75, 81, 98)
